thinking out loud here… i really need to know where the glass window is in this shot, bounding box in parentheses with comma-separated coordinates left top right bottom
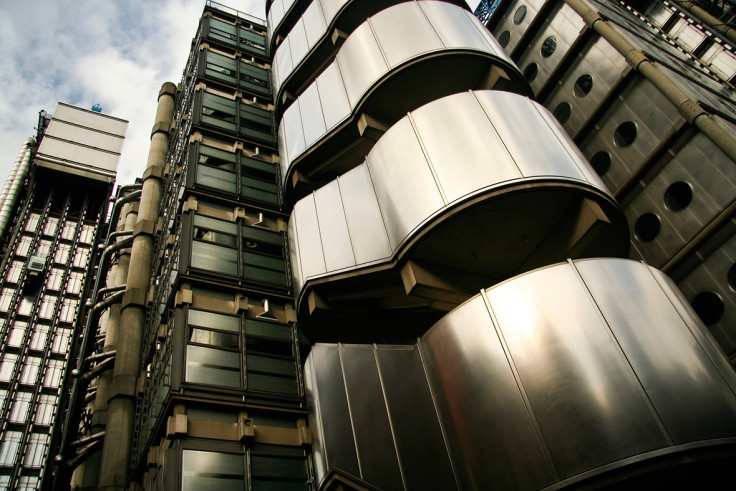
(6, 323, 25, 347)
(61, 220, 76, 240)
(73, 247, 90, 268)
(201, 93, 237, 132)
(80, 224, 95, 244)
(9, 392, 33, 423)
(514, 5, 527, 24)
(59, 299, 78, 323)
(186, 344, 241, 388)
(51, 328, 72, 355)
(0, 354, 18, 382)
(35, 394, 57, 426)
(16, 236, 33, 257)
(242, 226, 287, 286)
(245, 319, 297, 396)
(37, 240, 52, 257)
(250, 444, 309, 489)
(0, 431, 23, 466)
(30, 325, 49, 351)
(25, 213, 40, 232)
(5, 261, 24, 284)
(207, 18, 238, 46)
(17, 475, 40, 490)
(43, 359, 64, 388)
(614, 121, 637, 147)
(182, 449, 244, 491)
(0, 289, 13, 313)
(23, 433, 49, 468)
(43, 217, 59, 236)
(20, 357, 42, 385)
(47, 268, 64, 291)
(541, 35, 557, 57)
(18, 296, 34, 316)
(55, 243, 71, 264)
(66, 271, 84, 294)
(38, 295, 57, 319)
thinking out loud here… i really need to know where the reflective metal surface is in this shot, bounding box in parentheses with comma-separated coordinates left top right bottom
(306, 258, 736, 490)
(289, 90, 628, 302)
(277, 1, 529, 194)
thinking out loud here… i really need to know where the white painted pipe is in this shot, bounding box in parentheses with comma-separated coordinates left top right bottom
(0, 137, 35, 240)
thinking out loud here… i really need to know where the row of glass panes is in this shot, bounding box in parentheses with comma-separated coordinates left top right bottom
(206, 17, 267, 58)
(0, 355, 64, 387)
(0, 474, 41, 490)
(184, 308, 299, 396)
(6, 264, 84, 293)
(14, 237, 90, 267)
(0, 291, 79, 323)
(0, 390, 57, 426)
(190, 213, 288, 287)
(23, 214, 94, 244)
(181, 444, 309, 490)
(203, 50, 271, 97)
(192, 142, 279, 206)
(0, 430, 49, 468)
(198, 92, 275, 145)
(1, 321, 73, 354)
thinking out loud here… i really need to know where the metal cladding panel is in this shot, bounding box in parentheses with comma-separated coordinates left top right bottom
(338, 165, 393, 262)
(306, 259, 736, 489)
(408, 92, 522, 203)
(335, 25, 388, 108)
(45, 121, 124, 154)
(420, 294, 556, 490)
(299, 82, 328, 146)
(487, 261, 669, 479)
(292, 195, 327, 280)
(315, 62, 351, 132)
(319, 0, 348, 23)
(474, 91, 588, 181)
(303, 1, 327, 46)
(369, 2, 443, 68)
(375, 347, 457, 490)
(288, 18, 310, 67)
(366, 117, 445, 249)
(36, 139, 120, 174)
(309, 345, 360, 479)
(314, 181, 355, 271)
(287, 217, 303, 299)
(341, 346, 404, 489)
(282, 100, 306, 163)
(575, 259, 736, 443)
(52, 102, 127, 136)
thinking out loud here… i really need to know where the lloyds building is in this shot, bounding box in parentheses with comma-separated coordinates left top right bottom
(56, 0, 736, 490)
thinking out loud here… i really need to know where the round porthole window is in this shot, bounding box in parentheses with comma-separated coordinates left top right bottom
(729, 264, 736, 292)
(590, 151, 611, 176)
(541, 36, 557, 57)
(573, 74, 593, 97)
(553, 102, 571, 124)
(523, 63, 538, 83)
(691, 291, 725, 326)
(614, 121, 637, 147)
(514, 5, 527, 24)
(498, 30, 511, 48)
(634, 213, 660, 242)
(663, 181, 693, 212)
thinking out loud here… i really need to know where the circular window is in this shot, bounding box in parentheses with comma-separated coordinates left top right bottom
(541, 36, 557, 57)
(614, 121, 637, 147)
(523, 63, 538, 83)
(729, 264, 736, 291)
(634, 213, 660, 242)
(553, 102, 571, 124)
(590, 151, 611, 176)
(663, 181, 693, 212)
(498, 30, 511, 48)
(573, 74, 593, 97)
(514, 5, 527, 24)
(691, 291, 724, 326)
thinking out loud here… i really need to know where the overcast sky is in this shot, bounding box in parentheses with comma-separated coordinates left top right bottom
(0, 0, 481, 189)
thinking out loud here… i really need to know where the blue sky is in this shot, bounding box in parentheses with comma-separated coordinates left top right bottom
(0, 0, 480, 188)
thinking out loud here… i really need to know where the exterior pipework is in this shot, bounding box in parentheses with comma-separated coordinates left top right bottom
(98, 82, 176, 490)
(305, 258, 736, 490)
(0, 138, 34, 241)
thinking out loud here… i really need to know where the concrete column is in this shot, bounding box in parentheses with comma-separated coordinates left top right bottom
(98, 82, 176, 490)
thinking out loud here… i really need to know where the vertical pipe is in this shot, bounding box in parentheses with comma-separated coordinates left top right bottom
(98, 82, 176, 490)
(0, 138, 34, 240)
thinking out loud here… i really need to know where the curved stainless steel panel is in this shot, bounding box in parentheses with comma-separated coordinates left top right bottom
(289, 90, 627, 302)
(276, 1, 529, 192)
(306, 259, 736, 490)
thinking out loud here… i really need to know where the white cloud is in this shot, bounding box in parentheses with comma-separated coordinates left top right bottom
(0, 0, 267, 189)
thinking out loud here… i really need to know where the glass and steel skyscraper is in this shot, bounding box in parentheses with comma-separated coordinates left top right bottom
(0, 103, 126, 489)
